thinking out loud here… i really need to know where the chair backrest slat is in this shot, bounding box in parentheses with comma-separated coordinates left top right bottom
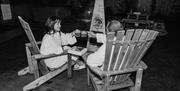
(127, 29, 150, 68)
(132, 30, 159, 67)
(111, 29, 134, 82)
(114, 29, 134, 71)
(121, 29, 143, 69)
(103, 32, 115, 71)
(18, 16, 40, 54)
(102, 28, 159, 84)
(115, 29, 144, 82)
(109, 31, 125, 71)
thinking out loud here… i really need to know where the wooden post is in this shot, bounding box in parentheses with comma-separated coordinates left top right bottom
(135, 69, 143, 91)
(104, 76, 110, 91)
(68, 54, 72, 78)
(32, 57, 39, 79)
(87, 68, 90, 86)
(26, 46, 34, 74)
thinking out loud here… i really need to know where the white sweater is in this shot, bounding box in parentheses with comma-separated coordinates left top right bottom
(87, 34, 106, 67)
(40, 32, 77, 68)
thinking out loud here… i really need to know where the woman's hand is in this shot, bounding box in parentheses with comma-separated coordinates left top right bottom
(88, 31, 96, 38)
(71, 30, 76, 37)
(72, 29, 81, 37)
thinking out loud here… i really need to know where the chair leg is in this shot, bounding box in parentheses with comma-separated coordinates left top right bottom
(32, 57, 39, 79)
(104, 76, 110, 91)
(130, 86, 135, 91)
(68, 54, 72, 78)
(26, 46, 34, 74)
(18, 66, 30, 76)
(131, 69, 143, 91)
(87, 68, 90, 86)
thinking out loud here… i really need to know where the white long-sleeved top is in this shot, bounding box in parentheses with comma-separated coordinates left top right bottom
(87, 34, 107, 67)
(40, 32, 77, 68)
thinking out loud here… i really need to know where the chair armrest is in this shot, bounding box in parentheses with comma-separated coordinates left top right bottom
(88, 65, 106, 78)
(36, 41, 42, 45)
(105, 61, 147, 76)
(33, 51, 68, 60)
(25, 41, 42, 47)
(137, 60, 148, 69)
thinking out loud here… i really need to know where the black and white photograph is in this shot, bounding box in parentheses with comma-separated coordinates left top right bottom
(0, 0, 179, 91)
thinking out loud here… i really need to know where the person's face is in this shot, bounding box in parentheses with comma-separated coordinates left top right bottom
(54, 20, 61, 32)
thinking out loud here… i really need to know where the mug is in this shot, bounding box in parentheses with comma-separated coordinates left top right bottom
(81, 31, 87, 37)
(75, 29, 81, 37)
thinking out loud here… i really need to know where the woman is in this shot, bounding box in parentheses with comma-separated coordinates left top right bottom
(40, 16, 77, 69)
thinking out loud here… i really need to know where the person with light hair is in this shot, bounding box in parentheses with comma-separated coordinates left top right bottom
(87, 20, 124, 67)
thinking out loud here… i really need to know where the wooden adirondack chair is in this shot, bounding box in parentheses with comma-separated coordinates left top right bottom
(17, 16, 74, 91)
(84, 29, 159, 91)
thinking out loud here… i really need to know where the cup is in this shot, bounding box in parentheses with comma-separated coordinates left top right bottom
(81, 31, 87, 37)
(75, 29, 81, 37)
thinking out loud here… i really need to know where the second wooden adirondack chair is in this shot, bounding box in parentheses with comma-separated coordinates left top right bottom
(17, 16, 74, 91)
(84, 29, 159, 91)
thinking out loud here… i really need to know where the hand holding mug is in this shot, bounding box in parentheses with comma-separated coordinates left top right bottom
(88, 31, 96, 38)
(74, 29, 81, 37)
(81, 31, 88, 37)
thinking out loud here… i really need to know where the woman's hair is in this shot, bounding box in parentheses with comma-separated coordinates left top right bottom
(106, 20, 123, 32)
(45, 16, 61, 34)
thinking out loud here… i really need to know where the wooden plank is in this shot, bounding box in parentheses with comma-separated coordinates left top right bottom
(108, 77, 133, 90)
(115, 29, 134, 71)
(68, 54, 72, 78)
(122, 29, 143, 69)
(109, 31, 125, 71)
(133, 30, 159, 67)
(26, 46, 34, 74)
(103, 32, 115, 71)
(32, 57, 39, 79)
(116, 29, 143, 84)
(134, 69, 143, 91)
(113, 29, 134, 82)
(18, 16, 40, 54)
(104, 76, 110, 91)
(87, 68, 90, 86)
(23, 63, 68, 91)
(107, 31, 124, 84)
(17, 66, 30, 76)
(128, 29, 151, 67)
(127, 29, 150, 68)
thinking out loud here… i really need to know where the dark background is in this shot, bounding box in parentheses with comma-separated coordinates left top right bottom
(0, 0, 180, 91)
